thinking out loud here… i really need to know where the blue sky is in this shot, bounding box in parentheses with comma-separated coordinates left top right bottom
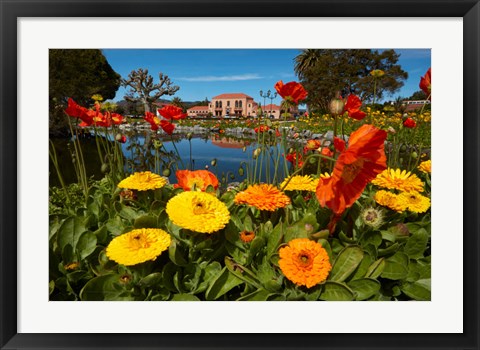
(102, 49, 431, 105)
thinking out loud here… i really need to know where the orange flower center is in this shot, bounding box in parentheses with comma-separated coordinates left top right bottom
(128, 233, 151, 249)
(297, 251, 313, 268)
(341, 158, 365, 184)
(192, 200, 208, 215)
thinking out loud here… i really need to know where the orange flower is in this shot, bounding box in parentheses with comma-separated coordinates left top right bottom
(403, 117, 416, 128)
(65, 98, 93, 125)
(274, 80, 307, 104)
(174, 170, 219, 191)
(419, 68, 431, 99)
(144, 111, 161, 131)
(158, 105, 187, 120)
(316, 124, 387, 215)
(304, 139, 321, 151)
(279, 238, 332, 288)
(239, 230, 256, 243)
(160, 120, 175, 135)
(234, 184, 290, 211)
(343, 94, 366, 120)
(285, 151, 304, 168)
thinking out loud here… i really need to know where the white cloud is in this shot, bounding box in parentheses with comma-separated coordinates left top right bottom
(176, 73, 262, 82)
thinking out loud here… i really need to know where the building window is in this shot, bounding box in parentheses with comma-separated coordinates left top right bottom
(239, 101, 243, 108)
(227, 101, 230, 107)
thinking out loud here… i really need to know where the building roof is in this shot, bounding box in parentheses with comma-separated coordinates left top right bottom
(263, 104, 281, 111)
(212, 93, 254, 100)
(187, 106, 209, 111)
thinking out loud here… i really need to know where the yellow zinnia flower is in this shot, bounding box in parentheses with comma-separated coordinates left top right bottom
(106, 228, 171, 266)
(418, 160, 431, 174)
(234, 184, 290, 211)
(117, 171, 167, 191)
(374, 190, 408, 212)
(166, 191, 230, 234)
(280, 175, 318, 192)
(372, 168, 424, 193)
(279, 238, 332, 288)
(397, 192, 431, 213)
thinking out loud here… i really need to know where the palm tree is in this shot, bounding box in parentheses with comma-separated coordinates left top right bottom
(171, 97, 185, 112)
(294, 49, 322, 78)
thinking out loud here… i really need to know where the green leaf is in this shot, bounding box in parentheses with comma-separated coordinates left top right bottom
(347, 278, 381, 300)
(329, 245, 364, 282)
(366, 258, 385, 279)
(246, 236, 266, 264)
(117, 203, 139, 221)
(403, 228, 429, 259)
(134, 215, 158, 229)
(106, 216, 126, 236)
(266, 220, 284, 258)
(79, 274, 134, 301)
(381, 252, 409, 280)
(93, 225, 108, 244)
(57, 217, 87, 251)
(171, 293, 201, 301)
(138, 272, 162, 288)
(318, 239, 333, 263)
(168, 240, 189, 267)
(406, 259, 431, 282)
(350, 253, 373, 281)
(284, 211, 319, 242)
(224, 257, 262, 289)
(237, 289, 272, 301)
(205, 267, 243, 300)
(400, 279, 431, 301)
(76, 231, 97, 260)
(319, 281, 355, 301)
(380, 230, 396, 243)
(359, 231, 382, 248)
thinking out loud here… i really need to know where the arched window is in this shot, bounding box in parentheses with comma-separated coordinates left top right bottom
(215, 101, 218, 108)
(239, 101, 243, 108)
(219, 101, 222, 108)
(235, 101, 238, 108)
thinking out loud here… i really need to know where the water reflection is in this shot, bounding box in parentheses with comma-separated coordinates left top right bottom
(50, 132, 288, 187)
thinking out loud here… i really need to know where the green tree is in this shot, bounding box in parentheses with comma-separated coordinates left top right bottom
(122, 68, 180, 113)
(171, 97, 185, 112)
(49, 49, 121, 136)
(294, 49, 408, 113)
(408, 90, 428, 100)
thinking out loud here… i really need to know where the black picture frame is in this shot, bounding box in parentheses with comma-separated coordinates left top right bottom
(1, 1, 479, 349)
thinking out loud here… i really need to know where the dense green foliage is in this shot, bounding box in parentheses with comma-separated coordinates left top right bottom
(295, 49, 408, 112)
(49, 49, 121, 135)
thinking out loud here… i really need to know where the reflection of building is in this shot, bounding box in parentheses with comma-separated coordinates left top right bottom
(187, 106, 209, 118)
(210, 135, 249, 149)
(210, 93, 258, 118)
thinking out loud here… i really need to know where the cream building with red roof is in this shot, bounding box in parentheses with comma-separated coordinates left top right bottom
(209, 93, 258, 118)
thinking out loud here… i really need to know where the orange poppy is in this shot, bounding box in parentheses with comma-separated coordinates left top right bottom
(343, 94, 366, 120)
(316, 124, 387, 215)
(144, 111, 161, 131)
(174, 169, 219, 191)
(65, 98, 94, 126)
(158, 105, 187, 120)
(160, 120, 175, 135)
(274, 80, 307, 104)
(419, 68, 431, 99)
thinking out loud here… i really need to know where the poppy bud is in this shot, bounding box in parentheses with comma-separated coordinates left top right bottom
(211, 158, 217, 166)
(329, 98, 344, 115)
(253, 148, 261, 159)
(162, 168, 171, 177)
(186, 132, 193, 140)
(153, 140, 163, 149)
(242, 146, 247, 152)
(387, 126, 396, 134)
(101, 163, 110, 173)
(115, 133, 123, 141)
(400, 145, 407, 152)
(229, 173, 235, 180)
(205, 165, 209, 170)
(238, 167, 244, 176)
(411, 151, 418, 159)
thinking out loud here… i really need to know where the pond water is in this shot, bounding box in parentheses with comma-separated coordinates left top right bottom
(49, 132, 289, 187)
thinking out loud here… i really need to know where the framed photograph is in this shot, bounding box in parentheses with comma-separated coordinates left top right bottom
(2, 0, 479, 349)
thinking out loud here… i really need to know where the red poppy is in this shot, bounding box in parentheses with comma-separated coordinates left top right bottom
(319, 146, 334, 160)
(403, 117, 416, 128)
(333, 137, 346, 152)
(254, 125, 270, 133)
(174, 169, 219, 191)
(419, 68, 431, 99)
(316, 124, 387, 215)
(304, 139, 321, 151)
(343, 94, 366, 120)
(275, 129, 281, 137)
(274, 80, 308, 104)
(111, 113, 124, 125)
(144, 111, 161, 131)
(65, 98, 93, 126)
(286, 151, 304, 168)
(160, 120, 175, 135)
(116, 134, 127, 143)
(158, 105, 187, 120)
